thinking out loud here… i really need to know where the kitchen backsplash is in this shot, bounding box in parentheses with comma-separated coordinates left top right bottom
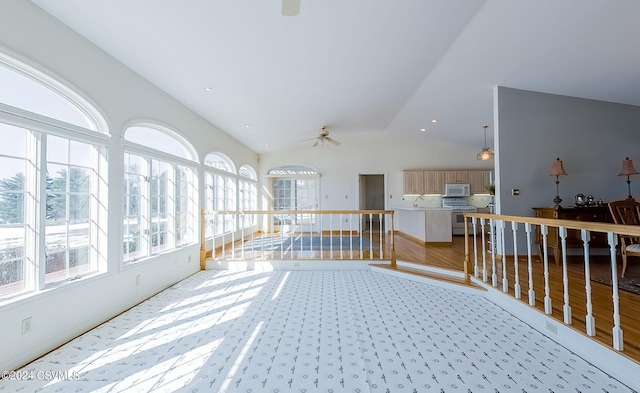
(399, 194, 493, 209)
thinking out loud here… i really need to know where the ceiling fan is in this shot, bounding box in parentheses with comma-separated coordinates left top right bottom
(281, 0, 301, 16)
(306, 126, 341, 147)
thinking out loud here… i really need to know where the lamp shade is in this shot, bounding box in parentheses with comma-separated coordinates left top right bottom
(476, 125, 493, 160)
(477, 147, 494, 160)
(549, 157, 567, 176)
(619, 157, 639, 176)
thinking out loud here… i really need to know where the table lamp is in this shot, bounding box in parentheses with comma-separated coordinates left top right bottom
(550, 157, 567, 209)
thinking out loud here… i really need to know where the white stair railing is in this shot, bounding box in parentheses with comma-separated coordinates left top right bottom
(200, 210, 395, 265)
(464, 211, 639, 354)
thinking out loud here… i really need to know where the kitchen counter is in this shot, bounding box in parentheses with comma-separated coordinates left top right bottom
(394, 207, 452, 243)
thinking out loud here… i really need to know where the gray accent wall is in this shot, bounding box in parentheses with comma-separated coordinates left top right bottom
(495, 86, 640, 218)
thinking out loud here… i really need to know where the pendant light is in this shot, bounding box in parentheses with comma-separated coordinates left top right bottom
(476, 125, 494, 160)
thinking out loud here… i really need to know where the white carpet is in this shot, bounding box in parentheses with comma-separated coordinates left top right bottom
(0, 270, 634, 392)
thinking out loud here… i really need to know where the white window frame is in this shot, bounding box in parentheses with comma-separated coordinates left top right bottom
(0, 51, 109, 303)
(122, 124, 198, 265)
(266, 165, 320, 231)
(203, 153, 238, 239)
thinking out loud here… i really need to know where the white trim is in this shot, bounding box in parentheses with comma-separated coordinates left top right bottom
(0, 47, 109, 133)
(124, 121, 199, 163)
(0, 104, 110, 145)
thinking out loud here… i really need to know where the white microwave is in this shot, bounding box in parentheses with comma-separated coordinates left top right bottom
(444, 183, 470, 197)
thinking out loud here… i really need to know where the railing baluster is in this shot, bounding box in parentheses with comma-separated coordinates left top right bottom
(368, 213, 373, 259)
(240, 213, 245, 260)
(512, 221, 521, 299)
(329, 214, 333, 258)
(559, 227, 572, 324)
(481, 218, 487, 282)
(378, 213, 383, 260)
(319, 214, 323, 260)
(525, 223, 535, 307)
(221, 213, 226, 259)
(230, 213, 235, 259)
(500, 220, 508, 293)
(359, 213, 364, 259)
(490, 218, 497, 287)
(472, 217, 479, 278)
(349, 213, 354, 259)
(339, 213, 343, 259)
(541, 224, 552, 314)
(608, 231, 624, 351)
(581, 229, 596, 336)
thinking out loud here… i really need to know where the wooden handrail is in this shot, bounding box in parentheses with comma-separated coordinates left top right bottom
(465, 211, 640, 237)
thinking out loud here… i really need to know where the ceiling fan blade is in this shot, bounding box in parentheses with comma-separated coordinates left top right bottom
(281, 0, 300, 16)
(327, 137, 341, 146)
(312, 139, 319, 147)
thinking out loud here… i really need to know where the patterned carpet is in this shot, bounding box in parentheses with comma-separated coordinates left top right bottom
(0, 270, 635, 392)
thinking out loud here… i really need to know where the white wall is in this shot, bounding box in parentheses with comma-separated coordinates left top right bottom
(259, 133, 494, 212)
(0, 1, 257, 371)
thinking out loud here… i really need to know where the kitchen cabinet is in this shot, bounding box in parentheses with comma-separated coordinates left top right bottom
(422, 170, 445, 194)
(469, 170, 492, 194)
(403, 171, 425, 194)
(424, 171, 435, 194)
(403, 169, 491, 195)
(445, 170, 469, 184)
(434, 171, 445, 194)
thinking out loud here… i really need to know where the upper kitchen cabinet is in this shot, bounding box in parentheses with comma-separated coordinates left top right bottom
(445, 170, 469, 184)
(403, 169, 491, 195)
(403, 170, 425, 194)
(469, 170, 492, 194)
(423, 170, 445, 194)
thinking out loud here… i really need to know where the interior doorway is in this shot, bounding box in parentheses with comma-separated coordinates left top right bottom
(359, 174, 385, 232)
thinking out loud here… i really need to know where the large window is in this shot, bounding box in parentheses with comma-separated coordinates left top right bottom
(238, 165, 258, 229)
(0, 53, 108, 300)
(123, 124, 198, 264)
(268, 165, 319, 228)
(45, 135, 103, 285)
(269, 165, 319, 211)
(204, 153, 237, 238)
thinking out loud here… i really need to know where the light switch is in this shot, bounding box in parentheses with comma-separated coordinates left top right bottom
(512, 189, 520, 196)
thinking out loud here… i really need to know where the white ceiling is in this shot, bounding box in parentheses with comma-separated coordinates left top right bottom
(31, 0, 640, 154)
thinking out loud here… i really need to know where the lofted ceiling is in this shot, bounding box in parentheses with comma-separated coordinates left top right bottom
(31, 0, 640, 154)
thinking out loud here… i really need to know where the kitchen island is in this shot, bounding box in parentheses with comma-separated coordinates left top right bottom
(394, 207, 452, 243)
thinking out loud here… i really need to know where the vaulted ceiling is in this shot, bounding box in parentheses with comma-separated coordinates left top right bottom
(32, 0, 640, 154)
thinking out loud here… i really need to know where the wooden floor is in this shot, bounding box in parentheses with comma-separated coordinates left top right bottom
(394, 233, 640, 364)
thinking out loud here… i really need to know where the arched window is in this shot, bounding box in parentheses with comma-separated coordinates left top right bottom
(0, 53, 108, 300)
(203, 153, 237, 238)
(0, 53, 107, 132)
(238, 164, 257, 211)
(123, 124, 198, 264)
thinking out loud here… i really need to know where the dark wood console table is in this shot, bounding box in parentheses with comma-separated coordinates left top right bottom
(532, 206, 613, 264)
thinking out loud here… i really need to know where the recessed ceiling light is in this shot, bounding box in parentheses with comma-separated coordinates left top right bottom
(204, 87, 213, 92)
(431, 119, 438, 123)
(420, 128, 427, 132)
(245, 124, 251, 128)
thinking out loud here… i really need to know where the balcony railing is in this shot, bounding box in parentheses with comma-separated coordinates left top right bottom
(463, 211, 640, 355)
(200, 210, 396, 266)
